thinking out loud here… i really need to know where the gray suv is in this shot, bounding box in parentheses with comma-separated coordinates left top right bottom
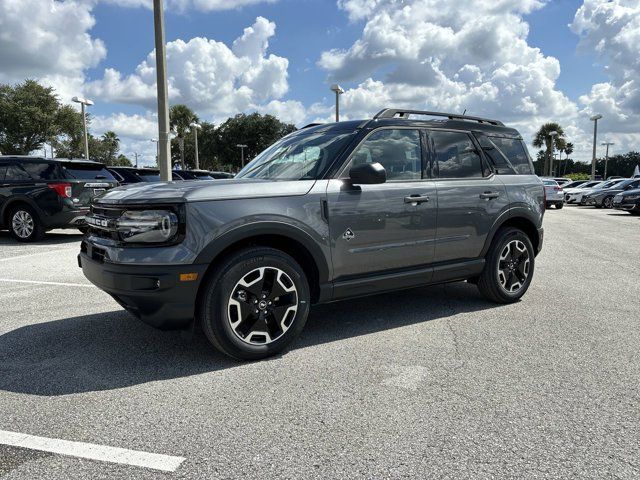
(79, 109, 544, 360)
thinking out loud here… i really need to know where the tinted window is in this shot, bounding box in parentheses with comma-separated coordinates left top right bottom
(61, 163, 116, 180)
(22, 162, 62, 180)
(486, 137, 533, 175)
(0, 163, 7, 181)
(430, 131, 483, 178)
(348, 129, 422, 181)
(136, 171, 161, 182)
(108, 169, 125, 182)
(5, 163, 31, 181)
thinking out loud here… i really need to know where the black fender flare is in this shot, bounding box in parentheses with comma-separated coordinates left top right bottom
(480, 206, 542, 257)
(0, 196, 45, 226)
(194, 221, 331, 285)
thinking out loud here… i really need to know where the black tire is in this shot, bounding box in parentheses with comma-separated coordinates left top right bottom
(602, 196, 614, 209)
(198, 247, 310, 360)
(555, 202, 563, 209)
(477, 227, 535, 304)
(7, 205, 44, 242)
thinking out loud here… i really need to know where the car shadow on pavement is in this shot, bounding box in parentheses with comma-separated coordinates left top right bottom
(0, 282, 495, 396)
(0, 231, 83, 246)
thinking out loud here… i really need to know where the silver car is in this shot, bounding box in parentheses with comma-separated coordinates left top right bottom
(543, 179, 564, 209)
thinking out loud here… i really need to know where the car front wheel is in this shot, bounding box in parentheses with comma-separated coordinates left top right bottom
(198, 247, 310, 360)
(8, 205, 44, 242)
(602, 196, 614, 209)
(477, 227, 535, 304)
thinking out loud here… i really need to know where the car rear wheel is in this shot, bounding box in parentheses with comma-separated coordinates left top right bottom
(477, 227, 535, 304)
(8, 205, 44, 242)
(555, 202, 563, 209)
(602, 196, 614, 209)
(198, 247, 310, 360)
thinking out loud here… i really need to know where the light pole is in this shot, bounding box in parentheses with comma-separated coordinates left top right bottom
(150, 139, 159, 166)
(190, 122, 202, 170)
(601, 141, 614, 180)
(72, 96, 94, 160)
(330, 84, 344, 122)
(548, 130, 558, 177)
(236, 144, 248, 169)
(153, 0, 171, 181)
(133, 152, 139, 168)
(590, 114, 602, 180)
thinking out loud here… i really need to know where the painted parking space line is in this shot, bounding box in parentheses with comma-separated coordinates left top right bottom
(0, 430, 185, 473)
(0, 279, 94, 288)
(0, 250, 75, 262)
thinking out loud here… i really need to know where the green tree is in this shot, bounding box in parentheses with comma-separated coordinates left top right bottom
(532, 123, 565, 176)
(213, 113, 296, 171)
(169, 104, 198, 169)
(0, 80, 64, 154)
(561, 142, 574, 175)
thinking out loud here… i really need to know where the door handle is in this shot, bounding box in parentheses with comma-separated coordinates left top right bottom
(479, 191, 500, 200)
(404, 194, 430, 204)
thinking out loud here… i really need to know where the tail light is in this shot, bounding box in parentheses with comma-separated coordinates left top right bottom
(48, 183, 72, 198)
(554, 186, 563, 192)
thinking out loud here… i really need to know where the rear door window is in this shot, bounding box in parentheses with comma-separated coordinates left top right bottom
(5, 163, 32, 181)
(428, 130, 484, 179)
(488, 137, 533, 175)
(0, 163, 8, 181)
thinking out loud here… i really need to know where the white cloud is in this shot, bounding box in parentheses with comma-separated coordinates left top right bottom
(0, 0, 106, 101)
(86, 17, 290, 119)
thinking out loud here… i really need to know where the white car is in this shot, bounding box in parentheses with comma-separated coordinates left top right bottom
(565, 180, 610, 204)
(543, 179, 564, 209)
(569, 179, 627, 205)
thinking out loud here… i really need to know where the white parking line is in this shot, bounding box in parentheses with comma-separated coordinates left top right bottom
(0, 279, 93, 288)
(0, 250, 74, 262)
(0, 430, 185, 472)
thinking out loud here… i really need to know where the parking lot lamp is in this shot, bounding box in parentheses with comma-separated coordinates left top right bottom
(590, 114, 603, 180)
(330, 84, 344, 122)
(190, 122, 202, 170)
(71, 96, 94, 160)
(601, 142, 614, 180)
(150, 139, 159, 165)
(236, 144, 248, 169)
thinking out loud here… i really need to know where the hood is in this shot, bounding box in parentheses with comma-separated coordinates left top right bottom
(94, 178, 317, 205)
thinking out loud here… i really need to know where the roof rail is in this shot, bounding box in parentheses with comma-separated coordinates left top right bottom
(301, 123, 323, 129)
(373, 108, 504, 126)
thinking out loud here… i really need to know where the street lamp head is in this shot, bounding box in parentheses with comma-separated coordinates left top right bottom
(236, 144, 248, 148)
(601, 141, 615, 146)
(189, 122, 202, 129)
(72, 96, 94, 106)
(590, 114, 603, 121)
(330, 84, 345, 95)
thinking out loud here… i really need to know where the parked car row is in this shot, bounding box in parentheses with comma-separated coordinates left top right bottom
(550, 176, 640, 214)
(0, 156, 235, 241)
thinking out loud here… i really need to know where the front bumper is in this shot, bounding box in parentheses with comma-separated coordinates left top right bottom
(613, 200, 640, 211)
(78, 245, 208, 329)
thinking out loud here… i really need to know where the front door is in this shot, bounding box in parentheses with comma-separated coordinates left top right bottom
(327, 128, 437, 280)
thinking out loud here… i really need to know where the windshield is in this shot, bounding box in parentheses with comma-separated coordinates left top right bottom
(543, 180, 557, 186)
(61, 163, 116, 181)
(235, 131, 355, 180)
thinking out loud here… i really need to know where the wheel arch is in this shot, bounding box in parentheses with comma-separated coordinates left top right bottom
(194, 223, 330, 306)
(1, 197, 44, 227)
(481, 211, 541, 258)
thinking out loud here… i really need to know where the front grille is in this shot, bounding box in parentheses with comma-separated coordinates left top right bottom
(87, 204, 122, 240)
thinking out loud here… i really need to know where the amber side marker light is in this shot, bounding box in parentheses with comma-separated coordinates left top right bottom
(179, 273, 199, 282)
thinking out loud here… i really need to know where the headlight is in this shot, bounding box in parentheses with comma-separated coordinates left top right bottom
(117, 210, 179, 244)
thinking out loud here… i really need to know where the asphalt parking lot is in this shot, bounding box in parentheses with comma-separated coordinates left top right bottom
(1, 206, 639, 479)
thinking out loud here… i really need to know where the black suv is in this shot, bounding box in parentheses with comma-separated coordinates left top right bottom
(79, 109, 544, 360)
(0, 156, 117, 241)
(107, 167, 161, 185)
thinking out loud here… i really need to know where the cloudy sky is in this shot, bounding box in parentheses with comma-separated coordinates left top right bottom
(1, 0, 638, 166)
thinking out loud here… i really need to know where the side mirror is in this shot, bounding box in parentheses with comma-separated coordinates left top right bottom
(349, 162, 386, 185)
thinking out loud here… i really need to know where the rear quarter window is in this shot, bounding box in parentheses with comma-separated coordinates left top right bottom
(486, 137, 533, 175)
(61, 163, 116, 181)
(22, 162, 63, 180)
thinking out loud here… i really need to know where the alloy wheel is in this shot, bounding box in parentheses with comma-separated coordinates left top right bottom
(603, 197, 613, 208)
(227, 267, 298, 345)
(12, 210, 35, 239)
(497, 240, 530, 294)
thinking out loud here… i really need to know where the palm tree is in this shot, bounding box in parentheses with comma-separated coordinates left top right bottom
(101, 131, 120, 165)
(532, 123, 565, 176)
(170, 105, 198, 169)
(562, 142, 574, 175)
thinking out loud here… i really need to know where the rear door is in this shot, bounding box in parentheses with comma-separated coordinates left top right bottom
(428, 129, 508, 263)
(59, 162, 118, 207)
(327, 127, 437, 279)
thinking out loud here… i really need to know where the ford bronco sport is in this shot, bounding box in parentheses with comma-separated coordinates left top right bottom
(79, 109, 544, 360)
